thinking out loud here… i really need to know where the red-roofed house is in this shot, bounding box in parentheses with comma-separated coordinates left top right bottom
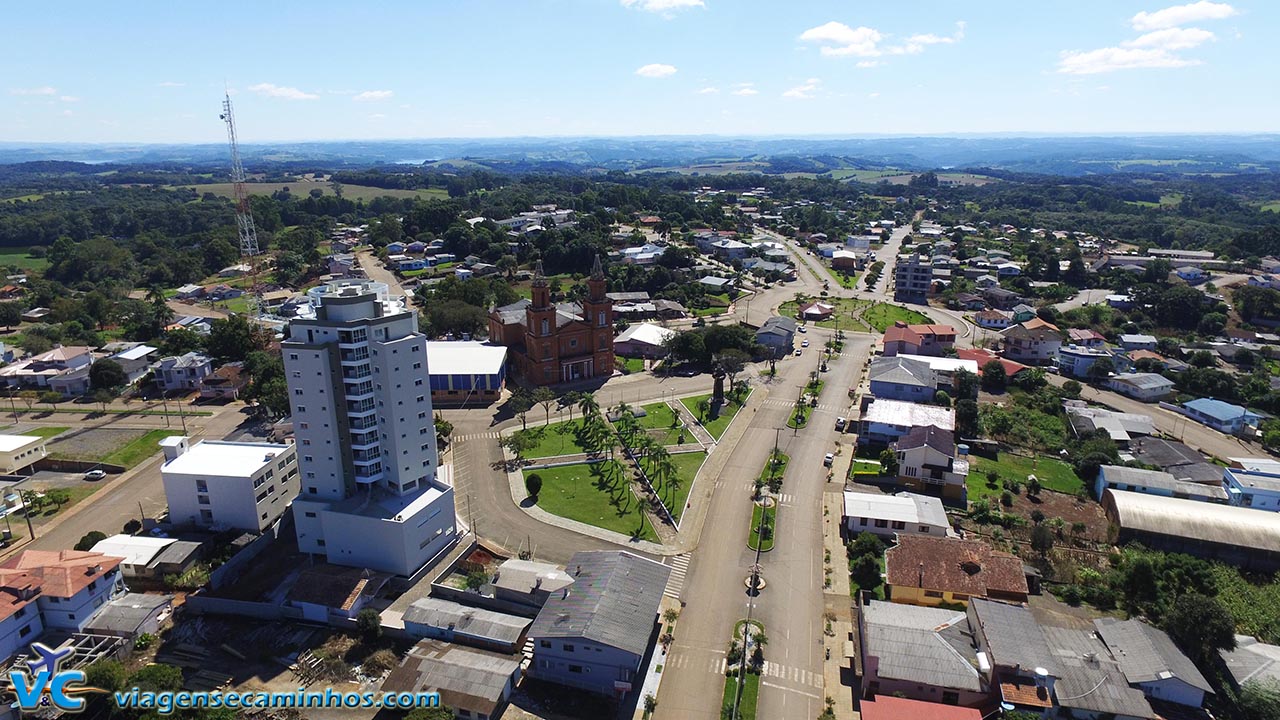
(882, 322, 957, 357)
(798, 302, 835, 321)
(885, 535, 1029, 607)
(1067, 328, 1106, 348)
(0, 550, 126, 662)
(956, 348, 1030, 379)
(860, 696, 982, 720)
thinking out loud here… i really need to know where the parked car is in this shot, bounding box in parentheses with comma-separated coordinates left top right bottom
(148, 527, 169, 538)
(83, 469, 106, 481)
(835, 417, 846, 431)
(801, 339, 810, 348)
(823, 453, 834, 467)
(794, 348, 802, 356)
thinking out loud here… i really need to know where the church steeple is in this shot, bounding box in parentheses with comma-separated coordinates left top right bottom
(531, 260, 551, 309)
(532, 260, 548, 288)
(587, 255, 606, 302)
(590, 254, 604, 281)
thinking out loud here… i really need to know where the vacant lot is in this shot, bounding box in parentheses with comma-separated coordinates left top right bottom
(861, 303, 934, 333)
(524, 461, 657, 541)
(968, 454, 1084, 500)
(48, 427, 182, 468)
(0, 247, 50, 272)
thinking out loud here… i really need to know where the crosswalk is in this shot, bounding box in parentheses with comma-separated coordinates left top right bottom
(452, 431, 501, 442)
(664, 553, 691, 599)
(664, 650, 725, 675)
(761, 398, 845, 413)
(662, 652, 822, 690)
(761, 661, 824, 688)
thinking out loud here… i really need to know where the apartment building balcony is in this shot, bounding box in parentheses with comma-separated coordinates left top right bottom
(342, 365, 372, 381)
(339, 348, 371, 364)
(347, 399, 377, 415)
(348, 416, 378, 431)
(350, 429, 379, 450)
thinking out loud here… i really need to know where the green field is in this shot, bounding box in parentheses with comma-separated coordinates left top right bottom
(967, 454, 1083, 501)
(638, 402, 686, 445)
(524, 461, 657, 541)
(850, 459, 882, 476)
(20, 426, 69, 440)
(681, 391, 750, 440)
(173, 182, 449, 203)
(749, 502, 776, 551)
(0, 247, 50, 272)
(102, 429, 185, 468)
(861, 303, 934, 333)
(779, 297, 870, 330)
(1263, 201, 1280, 213)
(641, 450, 706, 521)
(721, 674, 759, 720)
(516, 419, 592, 459)
(621, 357, 646, 374)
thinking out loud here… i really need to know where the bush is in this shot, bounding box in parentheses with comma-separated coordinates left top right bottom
(362, 648, 398, 675)
(134, 632, 156, 651)
(355, 608, 382, 641)
(1000, 490, 1014, 507)
(525, 472, 542, 499)
(75, 530, 107, 552)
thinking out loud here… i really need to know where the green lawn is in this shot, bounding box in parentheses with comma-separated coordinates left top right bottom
(786, 404, 811, 429)
(639, 402, 687, 446)
(0, 247, 50, 272)
(101, 429, 185, 468)
(861, 303, 934, 333)
(681, 391, 750, 440)
(517, 419, 592, 459)
(779, 297, 870, 330)
(721, 674, 758, 720)
(621, 357, 646, 374)
(524, 461, 657, 541)
(640, 450, 706, 522)
(850, 459, 882, 476)
(20, 426, 69, 440)
(1263, 201, 1280, 213)
(758, 450, 789, 489)
(967, 454, 1083, 501)
(748, 503, 776, 551)
(833, 270, 859, 289)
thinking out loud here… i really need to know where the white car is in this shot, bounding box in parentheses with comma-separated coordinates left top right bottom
(823, 453, 834, 467)
(835, 417, 847, 431)
(801, 339, 810, 348)
(794, 348, 803, 356)
(83, 469, 106, 481)
(797, 325, 807, 333)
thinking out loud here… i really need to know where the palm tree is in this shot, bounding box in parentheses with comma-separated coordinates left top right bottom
(579, 392, 600, 420)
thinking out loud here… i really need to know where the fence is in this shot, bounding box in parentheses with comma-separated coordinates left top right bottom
(30, 458, 126, 475)
(208, 515, 291, 590)
(184, 595, 301, 621)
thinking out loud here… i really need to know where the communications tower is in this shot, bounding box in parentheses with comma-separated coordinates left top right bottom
(219, 92, 262, 317)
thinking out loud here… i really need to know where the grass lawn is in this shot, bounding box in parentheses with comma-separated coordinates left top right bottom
(681, 391, 750, 441)
(641, 451, 706, 522)
(804, 379, 826, 399)
(101, 429, 185, 468)
(1262, 201, 1280, 213)
(786, 404, 811, 429)
(20, 426, 70, 440)
(0, 247, 50, 272)
(621, 357, 646, 374)
(517, 419, 592, 459)
(748, 503, 776, 551)
(850, 459, 882, 476)
(967, 454, 1083, 501)
(639, 402, 686, 446)
(758, 450, 789, 489)
(721, 674, 759, 720)
(779, 297, 870, 330)
(861, 303, 933, 333)
(833, 270, 859, 289)
(525, 461, 657, 541)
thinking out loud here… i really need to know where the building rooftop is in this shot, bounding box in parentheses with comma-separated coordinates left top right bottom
(885, 535, 1028, 598)
(968, 598, 1058, 676)
(1043, 625, 1156, 719)
(83, 592, 172, 635)
(329, 470, 451, 522)
(1110, 373, 1175, 390)
(869, 356, 936, 389)
(859, 696, 981, 720)
(1224, 466, 1280, 494)
(1095, 617, 1213, 693)
(894, 354, 980, 376)
(1066, 406, 1154, 441)
(403, 598, 531, 645)
(491, 558, 574, 596)
(1103, 489, 1280, 554)
(424, 341, 508, 376)
(1183, 397, 1251, 423)
(1221, 635, 1280, 687)
(894, 424, 957, 456)
(1129, 437, 1205, 469)
(0, 550, 123, 621)
(89, 535, 175, 567)
(161, 440, 292, 479)
(862, 399, 955, 432)
(615, 323, 676, 348)
(381, 639, 521, 718)
(1119, 334, 1158, 344)
(842, 491, 949, 529)
(527, 551, 670, 658)
(0, 434, 43, 453)
(861, 601, 983, 691)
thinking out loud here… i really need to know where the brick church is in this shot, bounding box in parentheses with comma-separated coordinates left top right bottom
(488, 257, 614, 386)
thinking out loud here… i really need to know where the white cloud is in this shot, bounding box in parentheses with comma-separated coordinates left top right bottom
(800, 20, 964, 58)
(1058, 46, 1201, 74)
(59, 95, 79, 103)
(61, 109, 73, 117)
(731, 85, 758, 96)
(248, 83, 319, 100)
(782, 78, 822, 99)
(857, 60, 881, 68)
(353, 90, 393, 102)
(157, 81, 185, 88)
(868, 92, 881, 98)
(9, 86, 57, 96)
(1124, 26, 1215, 50)
(1132, 1, 1237, 31)
(620, 0, 703, 16)
(697, 87, 719, 94)
(368, 113, 387, 120)
(635, 63, 677, 78)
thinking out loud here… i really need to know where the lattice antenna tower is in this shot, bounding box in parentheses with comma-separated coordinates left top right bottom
(220, 93, 261, 257)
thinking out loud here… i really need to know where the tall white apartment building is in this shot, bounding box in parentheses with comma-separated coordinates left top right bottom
(284, 280, 459, 577)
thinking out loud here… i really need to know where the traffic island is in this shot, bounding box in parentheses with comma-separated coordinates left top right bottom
(722, 620, 766, 720)
(748, 499, 776, 552)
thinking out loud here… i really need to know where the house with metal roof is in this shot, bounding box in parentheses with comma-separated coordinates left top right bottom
(527, 551, 670, 696)
(966, 599, 1057, 713)
(858, 399, 955, 446)
(1180, 397, 1261, 436)
(892, 425, 970, 502)
(1094, 465, 1226, 504)
(381, 639, 522, 720)
(1094, 618, 1213, 708)
(868, 356, 938, 402)
(858, 601, 988, 708)
(1102, 489, 1280, 570)
(1220, 634, 1280, 691)
(842, 491, 953, 539)
(1222, 457, 1280, 511)
(1065, 405, 1154, 445)
(1042, 624, 1161, 720)
(1118, 334, 1159, 351)
(1106, 372, 1175, 402)
(402, 597, 531, 654)
(755, 316, 796, 353)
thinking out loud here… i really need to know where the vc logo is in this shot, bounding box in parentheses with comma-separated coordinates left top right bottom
(8, 642, 105, 713)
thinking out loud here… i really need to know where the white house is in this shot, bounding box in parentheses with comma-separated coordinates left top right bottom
(156, 352, 214, 392)
(1118, 334, 1159, 351)
(1248, 274, 1280, 291)
(614, 323, 676, 358)
(1107, 373, 1175, 402)
(1057, 344, 1116, 378)
(160, 437, 299, 532)
(1223, 458, 1280, 511)
(893, 424, 969, 502)
(842, 491, 953, 538)
(1175, 266, 1207, 283)
(0, 435, 47, 474)
(0, 550, 127, 663)
(973, 310, 1011, 329)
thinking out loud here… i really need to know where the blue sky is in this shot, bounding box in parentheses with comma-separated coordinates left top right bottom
(1, 1, 1273, 143)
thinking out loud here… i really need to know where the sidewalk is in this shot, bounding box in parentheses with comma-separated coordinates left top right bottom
(822, 489, 860, 720)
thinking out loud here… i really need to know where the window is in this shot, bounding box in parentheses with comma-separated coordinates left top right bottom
(415, 379, 423, 386)
(15, 607, 25, 618)
(196, 480, 208, 492)
(19, 625, 31, 638)
(562, 644, 574, 652)
(413, 362, 422, 370)
(859, 517, 868, 526)
(568, 665, 583, 674)
(920, 525, 931, 533)
(200, 509, 213, 521)
(317, 539, 325, 547)
(198, 495, 210, 505)
(301, 439, 311, 446)
(874, 519, 888, 528)
(924, 590, 944, 598)
(289, 354, 298, 361)
(540, 640, 551, 648)
(294, 389, 303, 396)
(891, 521, 905, 530)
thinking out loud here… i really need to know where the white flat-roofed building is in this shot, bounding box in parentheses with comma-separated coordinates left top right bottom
(895, 354, 980, 384)
(859, 399, 955, 446)
(1223, 457, 1280, 511)
(842, 491, 954, 538)
(160, 437, 298, 532)
(424, 341, 508, 406)
(1107, 372, 1175, 402)
(0, 434, 47, 474)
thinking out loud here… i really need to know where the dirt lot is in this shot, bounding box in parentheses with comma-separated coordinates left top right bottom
(47, 427, 148, 460)
(964, 488, 1111, 544)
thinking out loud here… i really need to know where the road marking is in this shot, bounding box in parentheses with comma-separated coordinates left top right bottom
(761, 681, 822, 699)
(453, 431, 500, 442)
(664, 553, 691, 599)
(761, 662, 823, 688)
